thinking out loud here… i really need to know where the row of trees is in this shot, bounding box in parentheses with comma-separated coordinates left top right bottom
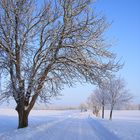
(87, 77, 132, 120)
(0, 0, 121, 128)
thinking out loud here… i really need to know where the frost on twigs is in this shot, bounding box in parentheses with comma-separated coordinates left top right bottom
(0, 0, 121, 128)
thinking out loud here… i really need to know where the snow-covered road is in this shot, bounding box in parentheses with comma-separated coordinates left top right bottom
(0, 111, 120, 140)
(41, 116, 120, 140)
(30, 117, 118, 140)
(0, 109, 140, 140)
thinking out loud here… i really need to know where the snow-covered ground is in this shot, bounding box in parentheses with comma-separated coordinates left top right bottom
(0, 109, 140, 140)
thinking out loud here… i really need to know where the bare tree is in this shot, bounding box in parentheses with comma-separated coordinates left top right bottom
(0, 73, 1, 94)
(0, 0, 120, 128)
(107, 77, 132, 120)
(93, 87, 108, 119)
(138, 104, 140, 110)
(79, 102, 87, 112)
(87, 93, 101, 117)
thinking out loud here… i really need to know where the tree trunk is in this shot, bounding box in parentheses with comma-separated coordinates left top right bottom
(16, 100, 30, 128)
(102, 105, 104, 119)
(109, 106, 113, 120)
(17, 109, 29, 128)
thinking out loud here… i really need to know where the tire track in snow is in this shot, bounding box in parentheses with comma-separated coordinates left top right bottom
(32, 114, 120, 140)
(87, 117, 120, 140)
(47, 118, 77, 140)
(77, 117, 99, 140)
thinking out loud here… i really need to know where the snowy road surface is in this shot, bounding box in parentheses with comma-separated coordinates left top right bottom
(0, 109, 140, 140)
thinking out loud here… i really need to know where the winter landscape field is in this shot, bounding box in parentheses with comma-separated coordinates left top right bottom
(0, 109, 140, 140)
(0, 0, 140, 140)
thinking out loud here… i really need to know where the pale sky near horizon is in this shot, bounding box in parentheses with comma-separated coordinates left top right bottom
(51, 0, 140, 106)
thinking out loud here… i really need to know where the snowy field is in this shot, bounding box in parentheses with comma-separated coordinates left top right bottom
(0, 109, 140, 140)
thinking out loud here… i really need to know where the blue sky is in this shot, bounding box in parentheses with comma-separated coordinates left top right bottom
(52, 0, 140, 106)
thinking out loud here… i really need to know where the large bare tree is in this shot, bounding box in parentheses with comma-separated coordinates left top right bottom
(0, 0, 120, 128)
(107, 77, 132, 120)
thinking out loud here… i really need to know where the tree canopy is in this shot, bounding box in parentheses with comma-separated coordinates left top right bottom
(0, 0, 120, 128)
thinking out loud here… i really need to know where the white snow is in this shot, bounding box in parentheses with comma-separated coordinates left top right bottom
(0, 109, 140, 140)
